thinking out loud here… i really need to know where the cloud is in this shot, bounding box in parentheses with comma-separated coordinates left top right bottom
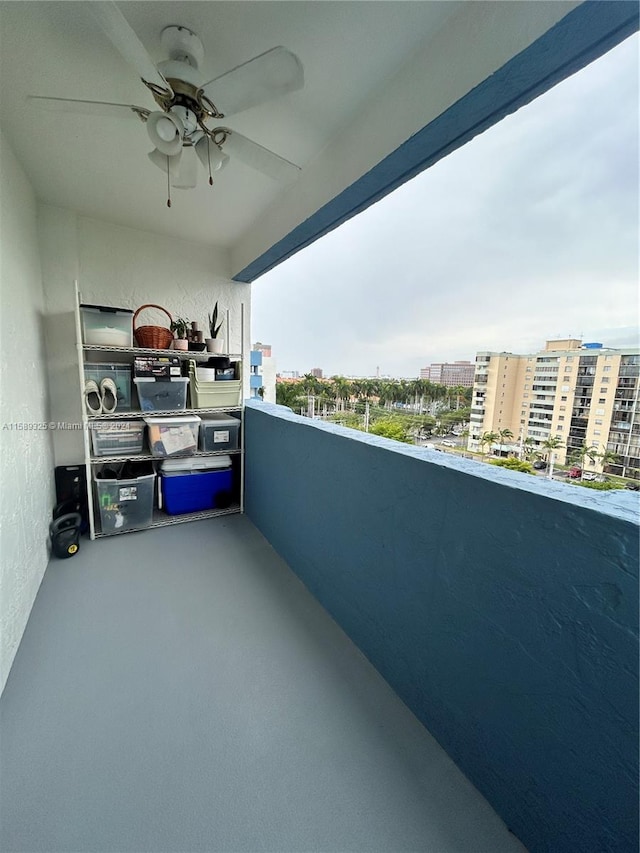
(253, 34, 639, 377)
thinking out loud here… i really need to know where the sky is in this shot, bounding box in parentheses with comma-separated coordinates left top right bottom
(251, 33, 639, 378)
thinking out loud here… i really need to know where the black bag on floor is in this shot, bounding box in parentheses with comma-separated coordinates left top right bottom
(50, 511, 81, 559)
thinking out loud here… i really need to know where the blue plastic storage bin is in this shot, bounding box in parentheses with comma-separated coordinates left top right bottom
(160, 468, 233, 515)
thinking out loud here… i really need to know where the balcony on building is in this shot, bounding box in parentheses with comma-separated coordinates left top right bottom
(2, 2, 639, 852)
(3, 401, 638, 853)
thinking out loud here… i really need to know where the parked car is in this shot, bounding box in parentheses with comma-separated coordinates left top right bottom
(568, 467, 582, 479)
(532, 460, 547, 470)
(625, 482, 640, 491)
(440, 439, 456, 447)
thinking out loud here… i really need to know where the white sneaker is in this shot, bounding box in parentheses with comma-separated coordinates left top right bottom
(84, 380, 102, 415)
(100, 378, 118, 414)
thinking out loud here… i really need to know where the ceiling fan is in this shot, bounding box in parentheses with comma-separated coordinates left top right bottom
(28, 2, 304, 206)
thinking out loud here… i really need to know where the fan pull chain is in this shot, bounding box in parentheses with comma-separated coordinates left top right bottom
(207, 142, 213, 186)
(166, 155, 171, 208)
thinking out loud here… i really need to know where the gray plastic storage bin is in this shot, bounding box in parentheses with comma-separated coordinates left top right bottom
(134, 377, 189, 412)
(90, 421, 145, 457)
(83, 363, 132, 412)
(199, 414, 240, 452)
(94, 470, 155, 532)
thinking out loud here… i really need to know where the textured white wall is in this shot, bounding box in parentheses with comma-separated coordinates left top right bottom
(39, 209, 250, 465)
(0, 131, 55, 695)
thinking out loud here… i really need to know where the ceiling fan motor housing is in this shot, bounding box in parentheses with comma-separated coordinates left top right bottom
(160, 26, 204, 69)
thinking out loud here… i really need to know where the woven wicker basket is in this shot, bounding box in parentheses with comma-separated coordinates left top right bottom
(133, 304, 174, 350)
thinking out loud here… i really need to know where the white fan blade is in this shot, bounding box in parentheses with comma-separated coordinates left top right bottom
(222, 131, 300, 182)
(201, 46, 303, 117)
(28, 96, 149, 119)
(90, 2, 173, 97)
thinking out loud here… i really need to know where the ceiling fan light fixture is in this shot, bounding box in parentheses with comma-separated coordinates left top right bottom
(171, 145, 198, 189)
(147, 110, 183, 156)
(156, 117, 177, 142)
(195, 137, 228, 174)
(147, 147, 181, 178)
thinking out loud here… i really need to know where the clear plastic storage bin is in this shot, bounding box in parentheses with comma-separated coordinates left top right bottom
(94, 469, 155, 532)
(90, 420, 145, 457)
(199, 414, 241, 452)
(83, 363, 132, 412)
(134, 377, 189, 412)
(81, 304, 133, 347)
(144, 415, 201, 457)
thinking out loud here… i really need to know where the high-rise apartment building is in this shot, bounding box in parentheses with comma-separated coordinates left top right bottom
(310, 368, 323, 378)
(468, 339, 639, 477)
(250, 346, 276, 403)
(420, 361, 475, 387)
(252, 341, 272, 358)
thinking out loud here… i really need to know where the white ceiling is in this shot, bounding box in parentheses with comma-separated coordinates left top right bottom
(0, 1, 461, 249)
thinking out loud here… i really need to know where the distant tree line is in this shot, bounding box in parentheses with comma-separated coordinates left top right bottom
(276, 374, 472, 414)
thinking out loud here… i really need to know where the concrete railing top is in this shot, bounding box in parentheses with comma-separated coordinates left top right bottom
(245, 400, 640, 526)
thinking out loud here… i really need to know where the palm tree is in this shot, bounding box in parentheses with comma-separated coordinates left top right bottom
(330, 376, 353, 412)
(497, 428, 514, 458)
(480, 430, 499, 459)
(377, 381, 395, 409)
(315, 382, 335, 416)
(597, 447, 619, 473)
(352, 379, 373, 401)
(447, 385, 467, 411)
(300, 373, 323, 396)
(419, 379, 438, 409)
(396, 379, 411, 406)
(275, 381, 305, 413)
(569, 443, 599, 480)
(521, 436, 536, 461)
(541, 435, 563, 479)
(333, 376, 351, 411)
(410, 378, 421, 413)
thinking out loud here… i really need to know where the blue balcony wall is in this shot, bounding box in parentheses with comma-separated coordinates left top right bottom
(244, 401, 639, 853)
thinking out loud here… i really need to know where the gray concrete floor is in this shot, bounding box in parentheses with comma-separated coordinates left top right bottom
(1, 515, 526, 853)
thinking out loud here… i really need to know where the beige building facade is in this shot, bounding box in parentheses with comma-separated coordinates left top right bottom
(420, 361, 475, 387)
(468, 340, 640, 477)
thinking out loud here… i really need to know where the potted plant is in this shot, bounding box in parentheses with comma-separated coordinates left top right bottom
(206, 302, 225, 353)
(170, 316, 190, 351)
